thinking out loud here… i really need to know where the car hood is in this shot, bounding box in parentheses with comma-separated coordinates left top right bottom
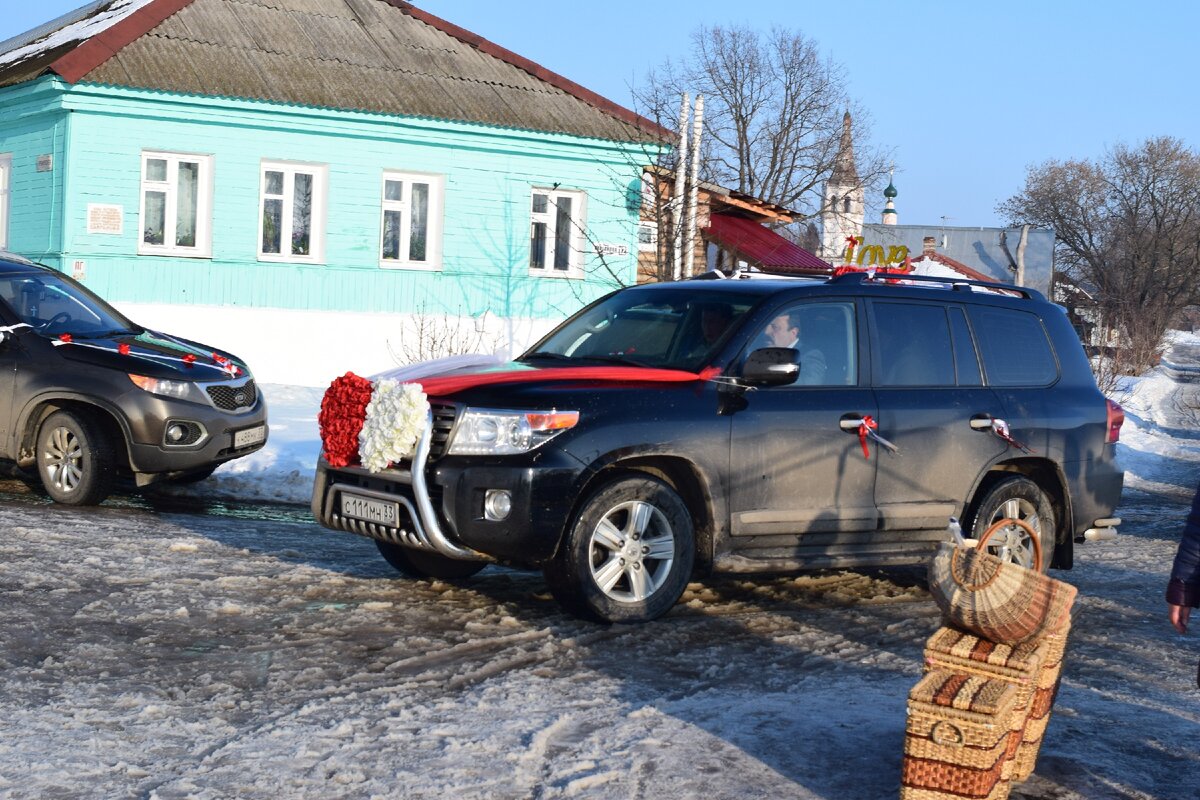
(398, 359, 710, 405)
(51, 329, 248, 381)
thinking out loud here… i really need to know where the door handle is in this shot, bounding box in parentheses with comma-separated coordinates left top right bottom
(840, 414, 867, 431)
(969, 414, 994, 430)
(839, 413, 899, 455)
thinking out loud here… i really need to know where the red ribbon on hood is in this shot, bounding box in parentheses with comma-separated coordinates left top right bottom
(415, 365, 722, 398)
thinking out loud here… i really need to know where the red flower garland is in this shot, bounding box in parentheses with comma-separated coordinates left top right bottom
(318, 372, 374, 467)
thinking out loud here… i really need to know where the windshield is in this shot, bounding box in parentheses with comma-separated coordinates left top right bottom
(522, 287, 760, 371)
(0, 272, 138, 338)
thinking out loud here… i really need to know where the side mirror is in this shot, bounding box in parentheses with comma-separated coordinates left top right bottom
(742, 347, 800, 386)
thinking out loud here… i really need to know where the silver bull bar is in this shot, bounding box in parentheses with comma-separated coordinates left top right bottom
(323, 410, 486, 562)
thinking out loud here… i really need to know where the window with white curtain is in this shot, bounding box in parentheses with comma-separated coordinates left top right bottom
(529, 187, 585, 276)
(259, 160, 327, 263)
(139, 151, 212, 257)
(0, 154, 10, 251)
(380, 171, 443, 269)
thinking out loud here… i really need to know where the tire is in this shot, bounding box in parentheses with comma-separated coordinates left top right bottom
(543, 475, 695, 623)
(967, 476, 1055, 573)
(36, 410, 116, 506)
(375, 539, 487, 580)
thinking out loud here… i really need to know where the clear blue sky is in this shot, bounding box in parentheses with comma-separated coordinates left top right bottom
(4, 0, 1199, 228)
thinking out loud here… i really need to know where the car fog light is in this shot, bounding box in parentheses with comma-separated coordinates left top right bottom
(484, 489, 512, 521)
(166, 423, 187, 443)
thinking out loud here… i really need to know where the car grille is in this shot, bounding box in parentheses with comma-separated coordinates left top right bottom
(428, 401, 457, 460)
(206, 379, 257, 412)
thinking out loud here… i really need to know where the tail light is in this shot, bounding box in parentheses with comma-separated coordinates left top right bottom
(1105, 399, 1125, 444)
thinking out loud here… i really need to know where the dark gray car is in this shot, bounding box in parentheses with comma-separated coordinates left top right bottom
(0, 254, 267, 505)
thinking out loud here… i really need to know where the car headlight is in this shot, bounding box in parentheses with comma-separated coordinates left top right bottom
(448, 408, 580, 455)
(128, 374, 207, 404)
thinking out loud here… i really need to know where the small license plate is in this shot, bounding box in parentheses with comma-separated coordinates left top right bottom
(341, 493, 400, 526)
(233, 425, 266, 449)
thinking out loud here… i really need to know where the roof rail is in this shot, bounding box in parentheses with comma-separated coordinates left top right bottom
(828, 269, 1038, 300)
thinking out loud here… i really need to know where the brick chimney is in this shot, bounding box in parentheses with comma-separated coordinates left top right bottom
(923, 236, 937, 257)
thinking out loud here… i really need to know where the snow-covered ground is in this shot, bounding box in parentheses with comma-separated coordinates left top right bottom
(0, 336, 1197, 799)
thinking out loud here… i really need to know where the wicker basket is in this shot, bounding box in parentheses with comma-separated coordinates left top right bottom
(923, 626, 1050, 780)
(901, 670, 1020, 800)
(1010, 630, 1069, 782)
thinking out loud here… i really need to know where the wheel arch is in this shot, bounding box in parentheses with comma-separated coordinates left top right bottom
(567, 455, 716, 573)
(965, 458, 1073, 568)
(16, 395, 131, 470)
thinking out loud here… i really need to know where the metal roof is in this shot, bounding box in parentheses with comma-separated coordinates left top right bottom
(0, 0, 668, 143)
(704, 213, 832, 274)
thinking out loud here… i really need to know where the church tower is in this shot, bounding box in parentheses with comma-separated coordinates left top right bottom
(820, 111, 864, 261)
(882, 168, 898, 225)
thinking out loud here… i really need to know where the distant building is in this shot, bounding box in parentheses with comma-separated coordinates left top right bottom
(0, 0, 667, 383)
(819, 114, 1054, 297)
(638, 166, 830, 283)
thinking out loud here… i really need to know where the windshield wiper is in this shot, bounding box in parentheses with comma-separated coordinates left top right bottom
(519, 351, 575, 363)
(577, 354, 653, 368)
(76, 328, 137, 339)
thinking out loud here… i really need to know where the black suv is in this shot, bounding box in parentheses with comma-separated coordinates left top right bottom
(312, 271, 1124, 622)
(0, 254, 267, 505)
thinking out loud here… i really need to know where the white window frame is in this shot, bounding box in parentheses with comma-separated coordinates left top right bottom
(529, 187, 586, 278)
(0, 154, 10, 251)
(379, 170, 444, 270)
(137, 151, 213, 258)
(258, 160, 327, 264)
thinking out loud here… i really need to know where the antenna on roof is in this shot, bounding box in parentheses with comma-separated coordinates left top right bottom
(939, 215, 954, 249)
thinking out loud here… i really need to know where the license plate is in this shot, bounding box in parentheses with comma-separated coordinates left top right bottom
(233, 425, 266, 449)
(341, 493, 399, 526)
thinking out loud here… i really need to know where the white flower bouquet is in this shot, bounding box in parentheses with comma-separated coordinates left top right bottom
(358, 380, 430, 473)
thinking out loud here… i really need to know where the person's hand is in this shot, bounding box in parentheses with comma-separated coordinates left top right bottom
(1169, 603, 1191, 634)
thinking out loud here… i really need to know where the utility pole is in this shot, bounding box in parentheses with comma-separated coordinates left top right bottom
(671, 93, 690, 281)
(683, 94, 704, 279)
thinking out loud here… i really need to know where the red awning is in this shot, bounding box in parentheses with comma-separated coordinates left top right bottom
(703, 213, 831, 273)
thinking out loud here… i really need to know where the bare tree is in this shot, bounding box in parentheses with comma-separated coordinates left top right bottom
(387, 304, 501, 366)
(634, 25, 888, 219)
(999, 137, 1200, 376)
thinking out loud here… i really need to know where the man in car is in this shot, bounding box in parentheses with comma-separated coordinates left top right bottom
(763, 310, 827, 385)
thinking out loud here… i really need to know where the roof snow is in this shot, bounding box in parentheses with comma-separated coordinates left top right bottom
(0, 0, 155, 68)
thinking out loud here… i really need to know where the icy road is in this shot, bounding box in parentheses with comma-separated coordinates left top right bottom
(2, 343, 1200, 799)
(0, 480, 1195, 800)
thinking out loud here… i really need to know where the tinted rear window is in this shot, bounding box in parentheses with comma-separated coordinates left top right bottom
(969, 307, 1058, 386)
(873, 302, 956, 387)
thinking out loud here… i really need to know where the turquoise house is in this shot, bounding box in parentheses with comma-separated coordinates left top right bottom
(0, 0, 667, 383)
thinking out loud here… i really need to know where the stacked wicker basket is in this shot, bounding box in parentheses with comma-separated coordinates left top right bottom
(901, 519, 1077, 799)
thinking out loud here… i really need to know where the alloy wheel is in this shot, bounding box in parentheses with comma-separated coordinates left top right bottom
(43, 425, 84, 495)
(587, 500, 676, 602)
(983, 498, 1041, 568)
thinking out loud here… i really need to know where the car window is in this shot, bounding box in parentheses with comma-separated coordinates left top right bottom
(0, 273, 135, 337)
(873, 302, 957, 387)
(969, 306, 1058, 386)
(751, 301, 857, 386)
(948, 307, 983, 386)
(524, 287, 758, 371)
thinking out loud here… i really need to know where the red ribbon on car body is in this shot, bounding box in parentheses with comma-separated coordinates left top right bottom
(857, 415, 900, 459)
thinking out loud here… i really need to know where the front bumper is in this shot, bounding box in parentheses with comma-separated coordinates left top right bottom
(121, 383, 268, 474)
(311, 413, 583, 564)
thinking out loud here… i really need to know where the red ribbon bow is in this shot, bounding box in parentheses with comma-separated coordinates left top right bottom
(858, 415, 877, 459)
(183, 353, 197, 365)
(118, 343, 130, 355)
(58, 333, 72, 343)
